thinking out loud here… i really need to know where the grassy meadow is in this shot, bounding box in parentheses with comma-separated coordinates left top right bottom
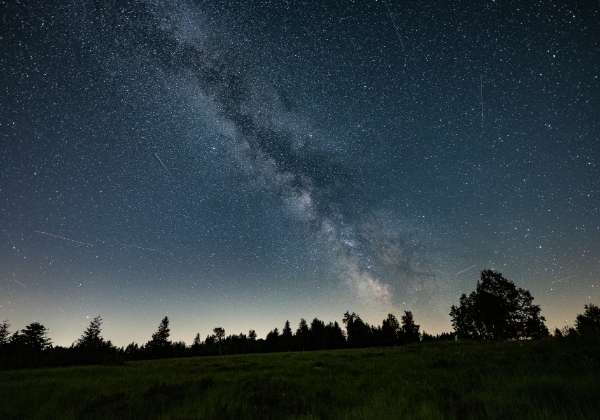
(1, 337, 599, 420)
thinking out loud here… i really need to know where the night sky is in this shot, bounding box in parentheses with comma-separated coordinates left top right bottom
(1, 1, 598, 347)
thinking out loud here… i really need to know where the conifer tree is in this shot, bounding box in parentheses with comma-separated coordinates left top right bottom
(76, 315, 105, 348)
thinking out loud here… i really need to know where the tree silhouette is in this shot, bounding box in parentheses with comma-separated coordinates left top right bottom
(450, 269, 548, 339)
(343, 311, 372, 348)
(204, 334, 216, 351)
(282, 320, 293, 351)
(381, 313, 400, 345)
(74, 315, 117, 364)
(213, 327, 225, 355)
(172, 340, 187, 358)
(192, 333, 202, 347)
(266, 327, 280, 352)
(0, 320, 10, 346)
(76, 315, 105, 348)
(575, 303, 600, 335)
(21, 322, 52, 350)
(247, 329, 257, 353)
(153, 317, 171, 345)
(12, 322, 52, 351)
(229, 332, 249, 354)
(342, 311, 357, 346)
(400, 311, 420, 343)
(125, 342, 140, 359)
(309, 318, 326, 350)
(2, 322, 52, 368)
(295, 318, 309, 351)
(146, 316, 171, 357)
(324, 321, 346, 349)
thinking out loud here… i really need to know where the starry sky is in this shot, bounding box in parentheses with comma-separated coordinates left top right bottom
(1, 0, 599, 347)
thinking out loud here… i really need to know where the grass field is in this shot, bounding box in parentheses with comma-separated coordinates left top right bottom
(1, 337, 598, 419)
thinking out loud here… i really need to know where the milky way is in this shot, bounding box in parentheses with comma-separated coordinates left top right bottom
(1, 1, 598, 346)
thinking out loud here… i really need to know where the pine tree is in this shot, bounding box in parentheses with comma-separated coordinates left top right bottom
(76, 315, 105, 348)
(295, 318, 309, 351)
(282, 320, 293, 351)
(143, 316, 172, 358)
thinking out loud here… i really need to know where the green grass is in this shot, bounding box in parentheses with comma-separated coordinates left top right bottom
(1, 338, 599, 419)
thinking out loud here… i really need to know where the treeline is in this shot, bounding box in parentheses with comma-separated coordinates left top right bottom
(0, 310, 432, 370)
(1, 270, 599, 370)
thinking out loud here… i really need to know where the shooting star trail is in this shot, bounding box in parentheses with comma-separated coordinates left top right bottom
(382, 0, 407, 64)
(155, 153, 174, 179)
(34, 230, 93, 247)
(455, 265, 476, 276)
(551, 275, 577, 284)
(13, 280, 27, 288)
(118, 242, 160, 253)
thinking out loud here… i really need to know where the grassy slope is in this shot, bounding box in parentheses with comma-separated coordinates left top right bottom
(1, 338, 598, 420)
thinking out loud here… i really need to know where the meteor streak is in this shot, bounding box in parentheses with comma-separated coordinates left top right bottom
(33, 230, 93, 247)
(383, 0, 406, 52)
(455, 265, 476, 276)
(118, 242, 160, 253)
(551, 275, 577, 284)
(155, 153, 174, 179)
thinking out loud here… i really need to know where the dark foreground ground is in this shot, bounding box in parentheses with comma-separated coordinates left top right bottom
(1, 337, 599, 419)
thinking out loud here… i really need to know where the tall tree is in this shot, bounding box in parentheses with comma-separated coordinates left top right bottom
(342, 311, 356, 346)
(146, 316, 171, 357)
(213, 327, 225, 355)
(192, 332, 202, 347)
(450, 269, 548, 339)
(248, 329, 257, 353)
(153, 316, 171, 345)
(400, 311, 420, 343)
(381, 313, 400, 346)
(281, 320, 293, 351)
(343, 311, 371, 348)
(575, 303, 600, 335)
(295, 318, 309, 351)
(310, 318, 326, 350)
(75, 315, 105, 348)
(73, 315, 116, 364)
